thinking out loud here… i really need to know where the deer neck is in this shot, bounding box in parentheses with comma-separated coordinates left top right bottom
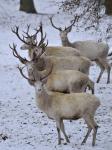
(61, 36, 72, 47)
(28, 46, 35, 59)
(35, 87, 51, 112)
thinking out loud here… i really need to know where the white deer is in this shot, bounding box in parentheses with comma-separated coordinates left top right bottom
(50, 17, 111, 84)
(11, 25, 91, 75)
(18, 66, 100, 146)
(9, 43, 94, 94)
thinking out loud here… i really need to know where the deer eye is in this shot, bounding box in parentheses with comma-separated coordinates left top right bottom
(38, 88, 41, 91)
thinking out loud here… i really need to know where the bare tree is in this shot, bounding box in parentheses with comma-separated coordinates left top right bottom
(19, 0, 37, 14)
(57, 0, 100, 28)
(56, 0, 112, 38)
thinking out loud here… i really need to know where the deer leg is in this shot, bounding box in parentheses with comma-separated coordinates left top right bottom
(88, 80, 94, 94)
(91, 88, 94, 94)
(92, 124, 98, 146)
(101, 59, 111, 84)
(107, 65, 111, 84)
(87, 83, 94, 94)
(81, 128, 92, 145)
(96, 67, 104, 83)
(95, 59, 105, 83)
(82, 116, 92, 145)
(60, 119, 70, 143)
(83, 115, 98, 146)
(56, 119, 62, 145)
(89, 117, 99, 146)
(81, 83, 88, 93)
(96, 59, 111, 83)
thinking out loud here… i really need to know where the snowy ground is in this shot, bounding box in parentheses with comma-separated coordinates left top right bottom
(0, 0, 112, 150)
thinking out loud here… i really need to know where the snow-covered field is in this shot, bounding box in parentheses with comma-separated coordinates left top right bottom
(0, 0, 112, 150)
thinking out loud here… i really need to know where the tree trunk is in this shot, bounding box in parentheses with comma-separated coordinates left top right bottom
(105, 0, 112, 15)
(20, 0, 37, 14)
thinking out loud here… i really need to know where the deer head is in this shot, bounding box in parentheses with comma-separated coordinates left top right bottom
(18, 61, 53, 88)
(9, 43, 29, 64)
(11, 25, 39, 50)
(9, 42, 43, 73)
(9, 40, 52, 86)
(49, 16, 79, 41)
(9, 43, 35, 85)
(20, 23, 48, 51)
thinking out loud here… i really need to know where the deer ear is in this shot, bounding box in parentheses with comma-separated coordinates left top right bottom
(66, 26, 72, 33)
(32, 51, 37, 61)
(41, 78, 47, 85)
(32, 34, 37, 40)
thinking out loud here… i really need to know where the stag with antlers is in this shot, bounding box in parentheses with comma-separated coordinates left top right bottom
(11, 23, 92, 75)
(17, 65, 100, 146)
(49, 16, 111, 84)
(9, 32, 94, 94)
(12, 23, 81, 59)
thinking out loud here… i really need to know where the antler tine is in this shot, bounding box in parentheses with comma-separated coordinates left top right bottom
(34, 22, 47, 48)
(49, 17, 62, 31)
(17, 66, 35, 81)
(9, 43, 28, 64)
(44, 39, 48, 47)
(24, 24, 39, 39)
(26, 24, 30, 33)
(34, 27, 40, 37)
(38, 32, 47, 47)
(40, 22, 44, 39)
(71, 15, 79, 26)
(23, 24, 32, 38)
(74, 14, 80, 23)
(11, 26, 30, 45)
(32, 23, 42, 41)
(36, 22, 44, 44)
(9, 43, 18, 58)
(11, 26, 19, 34)
(11, 26, 21, 39)
(66, 15, 79, 30)
(40, 39, 48, 48)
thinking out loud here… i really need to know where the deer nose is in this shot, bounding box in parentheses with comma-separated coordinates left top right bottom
(20, 45, 27, 50)
(29, 69, 33, 74)
(20, 46, 24, 50)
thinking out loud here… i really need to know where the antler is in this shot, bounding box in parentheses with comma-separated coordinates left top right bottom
(39, 22, 44, 39)
(49, 17, 62, 31)
(9, 43, 28, 64)
(24, 24, 40, 39)
(12, 25, 38, 46)
(65, 15, 79, 30)
(37, 22, 48, 47)
(11, 26, 30, 45)
(17, 66, 35, 82)
(23, 24, 31, 38)
(38, 33, 47, 47)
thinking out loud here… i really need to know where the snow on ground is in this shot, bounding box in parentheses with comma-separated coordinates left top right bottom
(0, 0, 112, 150)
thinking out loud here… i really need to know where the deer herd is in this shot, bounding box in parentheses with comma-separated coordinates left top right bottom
(9, 16, 111, 146)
